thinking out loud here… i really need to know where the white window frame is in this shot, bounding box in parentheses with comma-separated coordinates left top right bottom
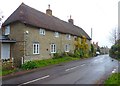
(5, 25, 10, 35)
(33, 43, 40, 54)
(39, 28, 45, 35)
(65, 44, 70, 52)
(66, 34, 71, 40)
(54, 32, 59, 37)
(50, 43, 56, 53)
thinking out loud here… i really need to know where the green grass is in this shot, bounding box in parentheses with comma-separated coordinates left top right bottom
(0, 56, 80, 76)
(2, 69, 16, 76)
(0, 61, 17, 76)
(0, 69, 16, 76)
(104, 73, 120, 86)
(21, 56, 80, 70)
(0, 70, 2, 76)
(0, 66, 1, 76)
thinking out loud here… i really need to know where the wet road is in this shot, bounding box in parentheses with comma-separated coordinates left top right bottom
(2, 55, 119, 85)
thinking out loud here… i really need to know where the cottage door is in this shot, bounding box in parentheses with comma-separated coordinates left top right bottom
(1, 43, 10, 59)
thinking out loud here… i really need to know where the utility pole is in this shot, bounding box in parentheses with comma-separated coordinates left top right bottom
(91, 28, 93, 40)
(118, 2, 120, 40)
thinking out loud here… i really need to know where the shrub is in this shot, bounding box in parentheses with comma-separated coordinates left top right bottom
(2, 62, 13, 71)
(21, 56, 80, 70)
(53, 53, 63, 59)
(74, 50, 81, 58)
(53, 52, 74, 59)
(67, 52, 75, 57)
(109, 43, 120, 59)
(21, 61, 37, 70)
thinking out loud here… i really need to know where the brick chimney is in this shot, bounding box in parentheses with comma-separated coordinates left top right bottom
(68, 15, 74, 24)
(46, 4, 52, 16)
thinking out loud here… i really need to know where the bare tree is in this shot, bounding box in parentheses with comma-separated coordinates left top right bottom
(109, 28, 118, 44)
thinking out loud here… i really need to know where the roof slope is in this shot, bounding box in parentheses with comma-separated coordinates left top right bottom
(3, 3, 91, 40)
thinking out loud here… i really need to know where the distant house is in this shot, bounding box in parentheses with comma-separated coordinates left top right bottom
(0, 3, 91, 67)
(100, 47, 109, 54)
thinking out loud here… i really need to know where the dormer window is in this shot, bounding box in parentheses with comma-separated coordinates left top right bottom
(54, 32, 59, 37)
(66, 34, 71, 40)
(5, 25, 10, 35)
(39, 28, 45, 35)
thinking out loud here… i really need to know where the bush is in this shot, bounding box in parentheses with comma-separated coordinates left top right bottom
(2, 62, 13, 71)
(67, 52, 75, 57)
(21, 61, 37, 70)
(21, 56, 79, 70)
(1, 61, 16, 76)
(109, 43, 120, 59)
(53, 52, 75, 59)
(74, 50, 80, 57)
(53, 53, 63, 59)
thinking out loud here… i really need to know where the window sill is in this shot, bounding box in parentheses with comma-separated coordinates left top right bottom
(65, 51, 69, 52)
(55, 36, 59, 38)
(33, 53, 40, 55)
(51, 52, 56, 54)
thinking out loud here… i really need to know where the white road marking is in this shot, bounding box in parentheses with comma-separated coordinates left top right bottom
(81, 64, 86, 66)
(18, 75, 50, 85)
(65, 66, 79, 72)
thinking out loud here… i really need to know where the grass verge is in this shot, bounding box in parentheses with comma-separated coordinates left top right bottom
(0, 69, 16, 76)
(104, 73, 120, 85)
(1, 57, 80, 76)
(2, 69, 16, 76)
(21, 56, 79, 70)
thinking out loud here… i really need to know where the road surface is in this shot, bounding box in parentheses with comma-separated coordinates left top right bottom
(2, 55, 119, 85)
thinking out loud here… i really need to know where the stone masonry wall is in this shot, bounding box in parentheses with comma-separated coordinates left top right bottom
(23, 24, 75, 62)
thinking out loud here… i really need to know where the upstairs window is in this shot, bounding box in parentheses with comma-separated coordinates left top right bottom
(66, 34, 71, 40)
(65, 44, 70, 52)
(74, 36, 77, 41)
(50, 43, 56, 53)
(39, 28, 45, 35)
(5, 25, 10, 35)
(33, 43, 39, 54)
(54, 32, 59, 37)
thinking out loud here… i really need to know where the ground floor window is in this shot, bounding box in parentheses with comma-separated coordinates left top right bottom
(33, 43, 39, 54)
(50, 43, 56, 53)
(1, 44, 10, 59)
(65, 44, 70, 52)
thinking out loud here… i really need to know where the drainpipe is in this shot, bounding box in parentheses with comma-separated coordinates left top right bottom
(21, 57, 24, 65)
(23, 31, 25, 64)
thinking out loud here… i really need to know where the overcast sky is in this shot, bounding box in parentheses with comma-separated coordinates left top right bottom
(0, 0, 119, 48)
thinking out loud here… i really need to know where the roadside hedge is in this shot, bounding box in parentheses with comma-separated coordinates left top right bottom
(109, 40, 120, 59)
